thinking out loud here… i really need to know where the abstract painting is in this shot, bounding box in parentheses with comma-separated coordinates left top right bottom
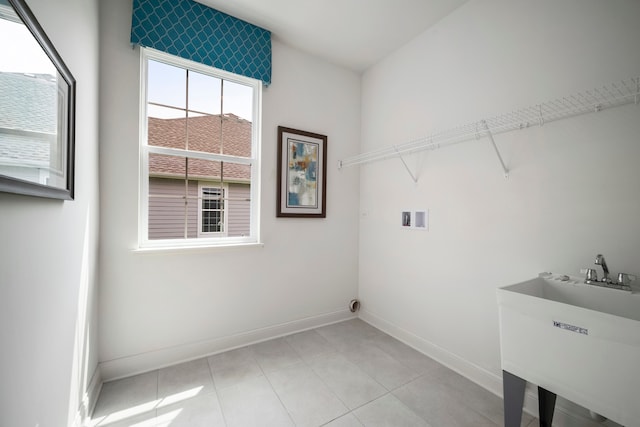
(277, 126, 327, 217)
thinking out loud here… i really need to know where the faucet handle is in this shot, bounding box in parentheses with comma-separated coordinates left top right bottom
(617, 273, 637, 285)
(586, 268, 598, 282)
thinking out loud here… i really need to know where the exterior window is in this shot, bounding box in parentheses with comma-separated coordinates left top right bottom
(140, 48, 261, 248)
(201, 187, 224, 233)
(198, 185, 229, 236)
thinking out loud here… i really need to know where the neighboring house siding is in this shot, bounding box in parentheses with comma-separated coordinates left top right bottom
(147, 114, 252, 240)
(227, 183, 250, 237)
(149, 177, 198, 239)
(149, 177, 250, 239)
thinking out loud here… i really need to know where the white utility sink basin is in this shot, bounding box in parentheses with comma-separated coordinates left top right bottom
(497, 273, 640, 427)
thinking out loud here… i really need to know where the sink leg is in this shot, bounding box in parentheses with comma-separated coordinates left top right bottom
(503, 370, 526, 427)
(538, 386, 557, 427)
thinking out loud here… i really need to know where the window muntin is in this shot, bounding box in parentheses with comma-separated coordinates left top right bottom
(140, 48, 260, 248)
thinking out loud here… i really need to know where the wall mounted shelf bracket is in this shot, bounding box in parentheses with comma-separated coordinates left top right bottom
(481, 120, 509, 178)
(395, 146, 419, 183)
(338, 76, 640, 180)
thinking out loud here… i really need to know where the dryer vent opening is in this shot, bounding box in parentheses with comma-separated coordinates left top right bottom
(349, 299, 360, 313)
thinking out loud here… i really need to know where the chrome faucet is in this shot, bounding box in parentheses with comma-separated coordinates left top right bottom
(585, 254, 634, 291)
(594, 254, 610, 283)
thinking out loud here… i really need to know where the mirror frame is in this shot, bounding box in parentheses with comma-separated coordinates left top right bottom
(0, 0, 76, 200)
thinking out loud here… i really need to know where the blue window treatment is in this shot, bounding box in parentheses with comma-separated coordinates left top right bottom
(131, 0, 271, 85)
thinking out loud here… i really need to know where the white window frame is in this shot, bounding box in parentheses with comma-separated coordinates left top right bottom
(197, 182, 229, 237)
(138, 48, 261, 249)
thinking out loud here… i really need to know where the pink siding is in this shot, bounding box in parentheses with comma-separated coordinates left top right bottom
(149, 178, 198, 239)
(149, 177, 250, 239)
(227, 183, 251, 237)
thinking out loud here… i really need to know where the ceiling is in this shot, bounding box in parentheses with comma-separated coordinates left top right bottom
(196, 0, 468, 73)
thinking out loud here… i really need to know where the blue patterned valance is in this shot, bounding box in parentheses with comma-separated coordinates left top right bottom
(131, 0, 271, 85)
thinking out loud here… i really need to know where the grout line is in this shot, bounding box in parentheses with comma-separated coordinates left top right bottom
(261, 365, 297, 426)
(101, 319, 447, 426)
(205, 356, 229, 427)
(243, 339, 298, 425)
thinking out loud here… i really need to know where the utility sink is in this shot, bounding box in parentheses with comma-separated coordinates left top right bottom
(497, 273, 640, 427)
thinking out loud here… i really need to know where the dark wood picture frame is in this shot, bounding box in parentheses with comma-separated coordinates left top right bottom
(277, 126, 327, 218)
(0, 0, 76, 200)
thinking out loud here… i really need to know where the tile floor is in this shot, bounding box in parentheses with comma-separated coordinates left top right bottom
(92, 319, 538, 427)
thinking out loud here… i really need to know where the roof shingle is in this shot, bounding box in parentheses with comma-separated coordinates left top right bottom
(148, 114, 252, 181)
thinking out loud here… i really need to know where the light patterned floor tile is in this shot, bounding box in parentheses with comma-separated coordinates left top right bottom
(286, 329, 336, 361)
(353, 394, 431, 427)
(217, 375, 294, 427)
(266, 363, 348, 427)
(308, 351, 386, 410)
(155, 393, 225, 427)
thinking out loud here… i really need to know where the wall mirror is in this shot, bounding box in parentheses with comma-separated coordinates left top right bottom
(0, 0, 75, 199)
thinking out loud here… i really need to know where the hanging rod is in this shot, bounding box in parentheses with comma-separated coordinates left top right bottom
(338, 76, 640, 170)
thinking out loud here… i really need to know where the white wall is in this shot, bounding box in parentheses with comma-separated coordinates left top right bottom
(98, 0, 361, 380)
(359, 0, 640, 403)
(0, 0, 100, 425)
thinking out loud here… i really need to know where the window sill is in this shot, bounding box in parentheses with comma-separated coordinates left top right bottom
(133, 242, 264, 254)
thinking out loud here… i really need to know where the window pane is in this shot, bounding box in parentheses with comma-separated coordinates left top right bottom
(227, 183, 251, 237)
(148, 175, 198, 240)
(186, 157, 222, 181)
(148, 157, 253, 240)
(223, 80, 253, 122)
(148, 108, 187, 150)
(221, 162, 251, 183)
(221, 114, 252, 157)
(149, 155, 251, 184)
(184, 113, 252, 158)
(186, 115, 220, 154)
(148, 104, 185, 120)
(188, 71, 221, 115)
(148, 152, 187, 179)
(148, 60, 186, 109)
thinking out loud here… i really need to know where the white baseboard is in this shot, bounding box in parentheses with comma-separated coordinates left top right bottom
(85, 366, 103, 420)
(359, 309, 504, 394)
(359, 309, 610, 427)
(69, 366, 102, 427)
(100, 309, 355, 381)
(70, 411, 82, 427)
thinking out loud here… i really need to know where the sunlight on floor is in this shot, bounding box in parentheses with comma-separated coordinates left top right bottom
(91, 386, 202, 426)
(154, 409, 183, 427)
(157, 387, 204, 408)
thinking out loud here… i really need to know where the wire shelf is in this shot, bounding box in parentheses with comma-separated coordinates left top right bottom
(338, 76, 640, 171)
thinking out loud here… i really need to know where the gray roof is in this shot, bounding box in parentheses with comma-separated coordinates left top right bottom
(0, 132, 50, 166)
(0, 71, 57, 133)
(0, 72, 57, 166)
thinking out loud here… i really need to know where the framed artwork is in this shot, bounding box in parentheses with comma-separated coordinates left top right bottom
(277, 126, 327, 218)
(0, 0, 76, 199)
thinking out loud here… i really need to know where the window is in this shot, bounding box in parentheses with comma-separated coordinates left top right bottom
(198, 185, 228, 236)
(139, 48, 261, 248)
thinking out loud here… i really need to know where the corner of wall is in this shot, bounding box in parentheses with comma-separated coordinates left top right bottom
(100, 309, 355, 381)
(359, 309, 617, 427)
(359, 309, 503, 395)
(85, 366, 103, 423)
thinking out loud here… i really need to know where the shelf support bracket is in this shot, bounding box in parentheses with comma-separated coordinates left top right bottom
(481, 120, 509, 178)
(394, 147, 419, 183)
